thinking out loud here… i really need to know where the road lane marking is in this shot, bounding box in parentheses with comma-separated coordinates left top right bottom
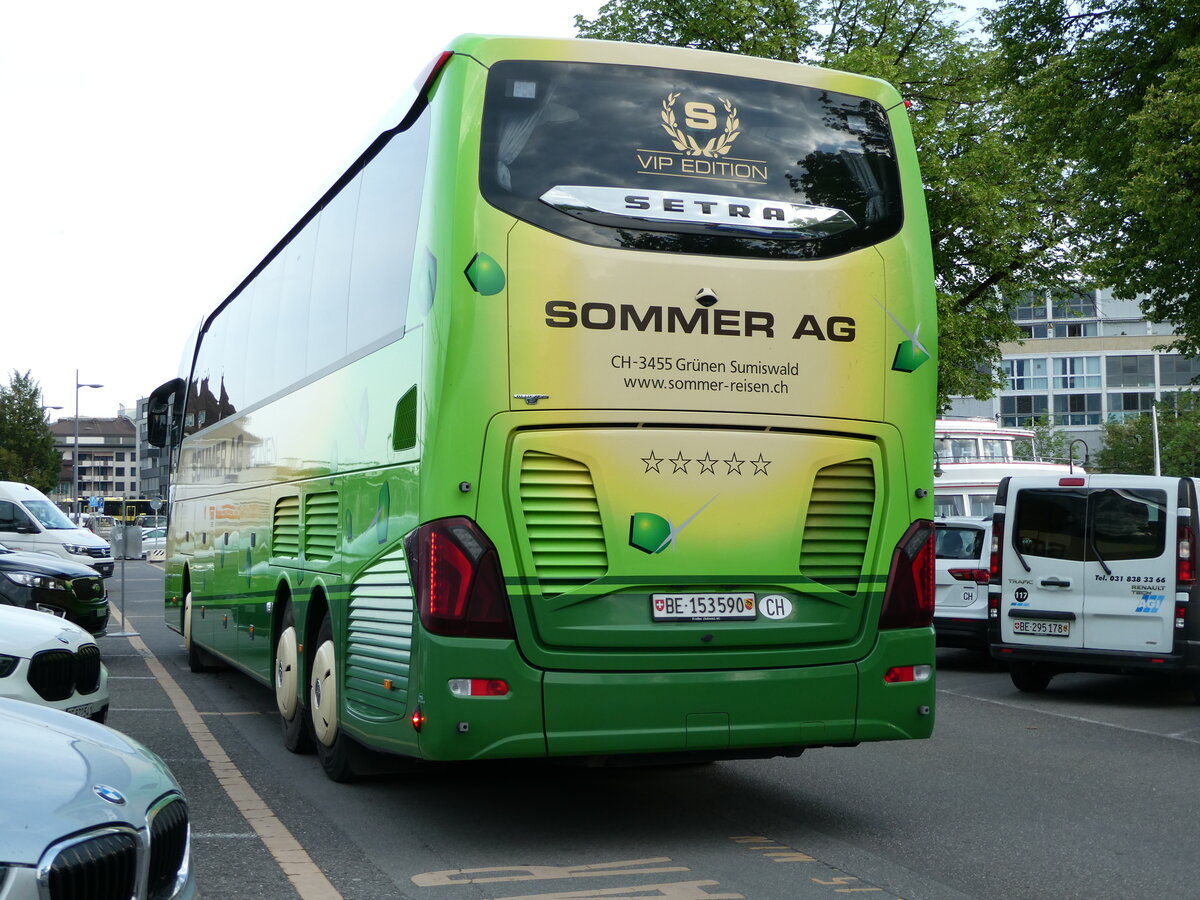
(111, 608, 343, 900)
(937, 686, 1200, 743)
(413, 859, 689, 886)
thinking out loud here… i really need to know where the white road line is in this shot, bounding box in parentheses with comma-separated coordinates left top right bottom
(937, 687, 1200, 743)
(110, 608, 343, 900)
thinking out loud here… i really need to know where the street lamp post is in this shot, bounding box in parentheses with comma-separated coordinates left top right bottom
(74, 370, 103, 519)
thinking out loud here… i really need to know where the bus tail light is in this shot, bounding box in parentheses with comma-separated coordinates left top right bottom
(879, 520, 934, 629)
(884, 664, 932, 684)
(405, 517, 515, 639)
(1177, 522, 1195, 588)
(448, 678, 510, 697)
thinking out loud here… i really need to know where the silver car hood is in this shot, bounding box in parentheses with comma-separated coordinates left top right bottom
(0, 697, 180, 865)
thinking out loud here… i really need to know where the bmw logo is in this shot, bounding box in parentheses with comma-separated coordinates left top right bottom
(93, 784, 127, 805)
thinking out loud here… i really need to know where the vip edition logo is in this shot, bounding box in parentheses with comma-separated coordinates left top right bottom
(661, 92, 740, 158)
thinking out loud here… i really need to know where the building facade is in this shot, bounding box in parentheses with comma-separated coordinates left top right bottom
(947, 288, 1200, 458)
(49, 415, 139, 508)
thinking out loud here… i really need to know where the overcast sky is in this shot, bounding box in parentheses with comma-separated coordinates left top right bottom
(2, 1, 991, 422)
(0, 0, 601, 420)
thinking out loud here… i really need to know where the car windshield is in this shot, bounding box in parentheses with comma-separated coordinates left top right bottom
(24, 500, 77, 531)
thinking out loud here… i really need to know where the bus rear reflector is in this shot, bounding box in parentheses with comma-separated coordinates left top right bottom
(879, 520, 935, 629)
(405, 517, 515, 639)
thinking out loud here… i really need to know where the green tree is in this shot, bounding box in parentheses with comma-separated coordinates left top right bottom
(576, 0, 1094, 410)
(1012, 416, 1083, 466)
(1094, 395, 1200, 477)
(0, 370, 61, 492)
(989, 0, 1200, 354)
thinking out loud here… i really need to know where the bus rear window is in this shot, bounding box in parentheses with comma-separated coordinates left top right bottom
(480, 60, 903, 259)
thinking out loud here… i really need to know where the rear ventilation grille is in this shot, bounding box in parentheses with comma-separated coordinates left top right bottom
(800, 458, 876, 595)
(519, 451, 608, 596)
(304, 492, 339, 561)
(346, 547, 414, 718)
(272, 496, 300, 558)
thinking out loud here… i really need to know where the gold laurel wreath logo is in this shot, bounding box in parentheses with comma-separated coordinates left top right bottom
(660, 93, 740, 158)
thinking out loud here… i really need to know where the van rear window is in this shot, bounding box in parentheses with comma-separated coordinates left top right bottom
(1014, 487, 1166, 562)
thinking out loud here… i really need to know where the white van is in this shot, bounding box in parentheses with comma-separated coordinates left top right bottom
(988, 473, 1200, 697)
(0, 482, 115, 577)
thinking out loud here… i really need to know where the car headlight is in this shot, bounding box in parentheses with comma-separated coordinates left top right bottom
(4, 571, 70, 591)
(62, 543, 92, 555)
(0, 654, 19, 678)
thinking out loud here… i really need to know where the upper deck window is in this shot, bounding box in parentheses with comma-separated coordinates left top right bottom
(480, 60, 903, 259)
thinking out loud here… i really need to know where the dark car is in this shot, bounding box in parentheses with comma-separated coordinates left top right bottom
(0, 542, 109, 635)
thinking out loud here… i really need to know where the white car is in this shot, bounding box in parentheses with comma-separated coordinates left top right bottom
(0, 605, 109, 722)
(140, 526, 167, 558)
(0, 696, 197, 899)
(933, 516, 991, 651)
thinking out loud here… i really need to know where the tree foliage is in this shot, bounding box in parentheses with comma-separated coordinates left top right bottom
(0, 371, 60, 493)
(1094, 395, 1200, 477)
(989, 0, 1200, 353)
(576, 0, 1098, 410)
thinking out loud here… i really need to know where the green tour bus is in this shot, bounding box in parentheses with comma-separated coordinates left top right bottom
(148, 34, 938, 781)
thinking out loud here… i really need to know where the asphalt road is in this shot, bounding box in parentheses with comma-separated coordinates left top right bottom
(100, 562, 1200, 900)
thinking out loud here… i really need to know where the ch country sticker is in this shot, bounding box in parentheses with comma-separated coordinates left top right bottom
(629, 497, 718, 554)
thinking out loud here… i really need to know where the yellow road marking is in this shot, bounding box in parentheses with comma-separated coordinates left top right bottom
(112, 609, 342, 900)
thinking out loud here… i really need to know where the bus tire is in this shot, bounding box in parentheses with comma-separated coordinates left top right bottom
(310, 613, 357, 782)
(1010, 662, 1052, 693)
(275, 603, 314, 754)
(184, 592, 215, 674)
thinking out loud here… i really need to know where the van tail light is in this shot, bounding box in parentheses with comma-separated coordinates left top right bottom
(1175, 602, 1188, 632)
(405, 517, 515, 639)
(880, 520, 934, 629)
(989, 514, 1005, 584)
(949, 568, 990, 584)
(1177, 522, 1195, 588)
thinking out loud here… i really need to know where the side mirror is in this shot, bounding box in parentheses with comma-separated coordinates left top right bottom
(148, 378, 185, 448)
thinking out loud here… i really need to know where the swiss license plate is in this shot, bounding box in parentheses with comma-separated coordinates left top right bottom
(66, 702, 97, 718)
(1012, 618, 1070, 636)
(652, 593, 756, 622)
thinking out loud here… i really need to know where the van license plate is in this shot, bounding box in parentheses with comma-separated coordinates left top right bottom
(1012, 619, 1070, 636)
(652, 593, 756, 621)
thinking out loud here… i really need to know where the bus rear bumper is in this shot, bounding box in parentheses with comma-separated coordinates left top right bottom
(409, 630, 936, 761)
(543, 629, 936, 756)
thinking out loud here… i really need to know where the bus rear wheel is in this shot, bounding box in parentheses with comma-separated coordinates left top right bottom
(310, 613, 357, 782)
(275, 603, 313, 754)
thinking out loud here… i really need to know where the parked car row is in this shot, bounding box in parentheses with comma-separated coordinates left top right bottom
(936, 473, 1200, 703)
(0, 481, 115, 577)
(0, 599, 197, 898)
